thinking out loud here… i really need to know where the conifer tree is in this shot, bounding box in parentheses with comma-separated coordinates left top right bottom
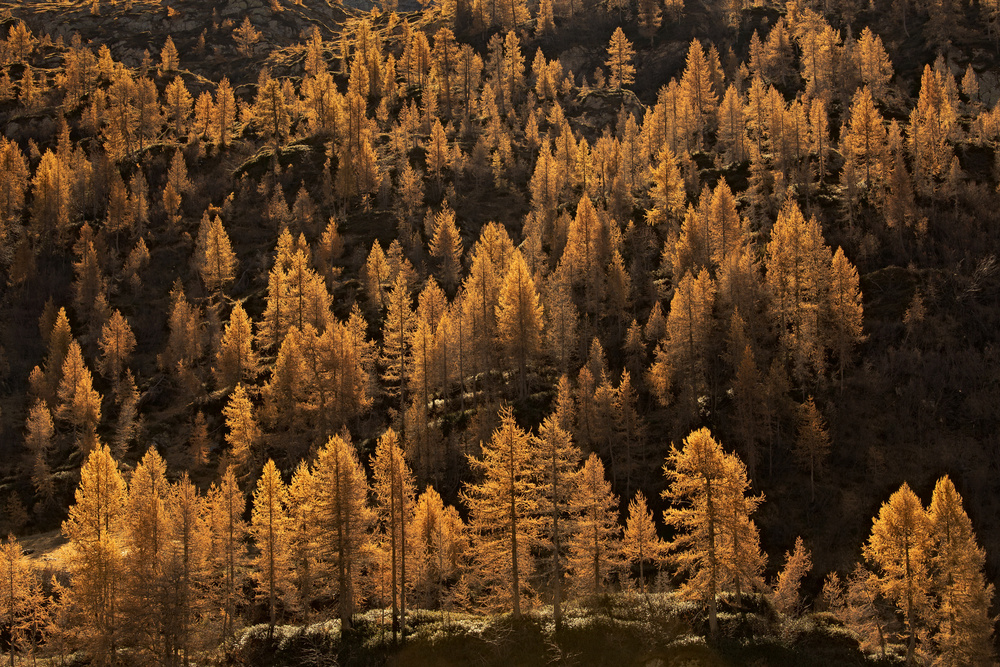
(532, 415, 582, 629)
(223, 384, 259, 479)
(566, 453, 621, 598)
(207, 466, 248, 639)
(646, 147, 685, 227)
(164, 76, 193, 139)
(825, 247, 864, 388)
(0, 535, 36, 667)
(62, 444, 128, 663)
(123, 447, 170, 660)
(772, 536, 812, 615)
(662, 428, 764, 637)
(164, 472, 207, 666)
(215, 303, 260, 390)
(251, 460, 292, 639)
(926, 476, 995, 665)
(864, 482, 931, 662)
(212, 78, 237, 147)
(24, 400, 55, 507)
(496, 250, 544, 398)
(765, 201, 830, 387)
(382, 272, 416, 432)
(622, 490, 663, 594)
(462, 407, 540, 617)
(56, 340, 102, 451)
(309, 434, 374, 629)
(98, 310, 136, 387)
(194, 212, 238, 295)
(795, 397, 830, 502)
(411, 486, 466, 610)
(663, 269, 715, 420)
(637, 0, 662, 44)
(370, 429, 417, 639)
(605, 28, 636, 92)
(429, 207, 463, 292)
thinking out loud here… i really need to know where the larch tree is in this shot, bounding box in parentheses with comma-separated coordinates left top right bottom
(309, 434, 374, 629)
(0, 535, 37, 667)
(381, 272, 416, 434)
(496, 250, 544, 399)
(646, 146, 686, 227)
(794, 397, 830, 503)
(98, 309, 136, 388)
(605, 28, 636, 92)
(206, 466, 248, 639)
(164, 76, 193, 139)
(856, 28, 893, 103)
(663, 268, 716, 421)
(429, 207, 463, 292)
(566, 453, 621, 598)
(252, 76, 291, 161)
(864, 482, 931, 663)
(163, 472, 208, 666)
(223, 384, 260, 479)
(233, 17, 261, 57)
(825, 247, 864, 389)
(462, 406, 540, 617)
(212, 78, 237, 147)
(24, 400, 55, 507)
(0, 137, 29, 247)
(772, 536, 812, 615)
(843, 86, 887, 192)
(62, 444, 128, 663)
(637, 0, 662, 44)
(531, 415, 582, 630)
(122, 447, 170, 661)
(370, 429, 417, 640)
(926, 476, 995, 666)
(194, 212, 237, 296)
(622, 490, 664, 595)
(56, 340, 102, 452)
(411, 486, 466, 610)
(251, 459, 293, 639)
(662, 428, 764, 637)
(764, 200, 830, 387)
(214, 302, 260, 390)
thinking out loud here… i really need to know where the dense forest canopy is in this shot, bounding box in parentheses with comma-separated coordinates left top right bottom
(0, 0, 999, 662)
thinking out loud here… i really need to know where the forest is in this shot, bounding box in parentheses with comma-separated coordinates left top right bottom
(0, 0, 998, 662)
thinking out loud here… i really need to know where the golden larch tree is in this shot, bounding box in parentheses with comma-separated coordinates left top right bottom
(122, 447, 170, 660)
(370, 429, 417, 640)
(206, 466, 248, 639)
(309, 434, 374, 629)
(605, 28, 635, 92)
(98, 310, 136, 387)
(864, 482, 931, 663)
(496, 250, 544, 399)
(794, 396, 830, 502)
(566, 453, 621, 598)
(622, 490, 664, 595)
(194, 212, 237, 295)
(462, 406, 540, 618)
(214, 302, 260, 390)
(251, 459, 293, 639)
(662, 428, 764, 637)
(926, 476, 995, 666)
(24, 399, 55, 507)
(62, 444, 128, 663)
(772, 536, 812, 615)
(223, 384, 260, 479)
(532, 415, 582, 629)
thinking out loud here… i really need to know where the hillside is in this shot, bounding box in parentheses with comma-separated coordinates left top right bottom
(0, 0, 998, 662)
